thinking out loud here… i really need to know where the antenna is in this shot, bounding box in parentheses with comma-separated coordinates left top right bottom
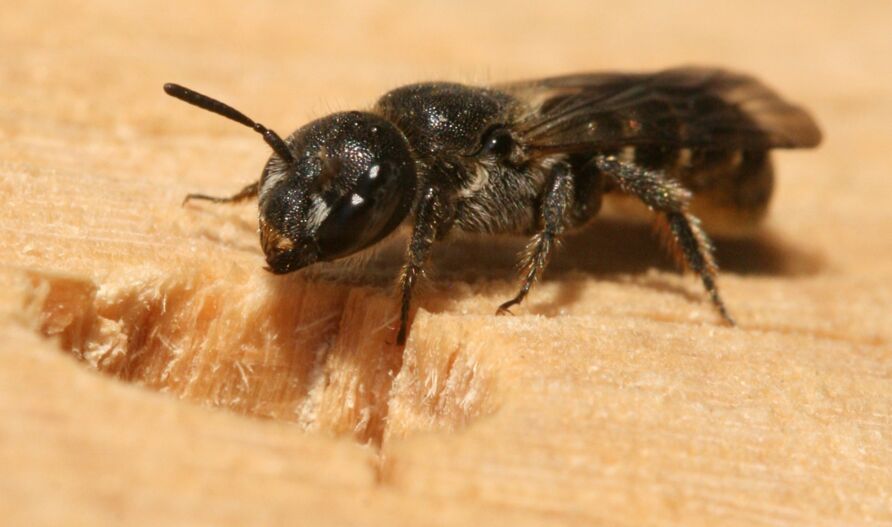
(163, 83, 294, 164)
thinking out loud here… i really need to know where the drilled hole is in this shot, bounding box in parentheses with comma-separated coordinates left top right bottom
(23, 267, 497, 447)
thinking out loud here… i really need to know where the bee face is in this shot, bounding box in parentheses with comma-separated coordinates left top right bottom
(258, 111, 417, 274)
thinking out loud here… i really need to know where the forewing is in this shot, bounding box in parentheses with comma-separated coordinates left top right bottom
(499, 67, 822, 152)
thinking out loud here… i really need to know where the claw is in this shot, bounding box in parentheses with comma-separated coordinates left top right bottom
(182, 193, 220, 206)
(496, 300, 519, 316)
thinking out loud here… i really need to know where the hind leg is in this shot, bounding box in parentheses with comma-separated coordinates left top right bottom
(595, 155, 735, 324)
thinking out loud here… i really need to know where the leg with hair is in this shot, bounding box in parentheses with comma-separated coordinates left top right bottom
(396, 186, 445, 344)
(594, 155, 734, 324)
(497, 161, 575, 314)
(183, 181, 259, 205)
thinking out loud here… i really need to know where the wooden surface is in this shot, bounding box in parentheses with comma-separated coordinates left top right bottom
(2, 1, 891, 525)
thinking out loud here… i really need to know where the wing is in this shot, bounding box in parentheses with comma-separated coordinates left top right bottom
(498, 67, 822, 153)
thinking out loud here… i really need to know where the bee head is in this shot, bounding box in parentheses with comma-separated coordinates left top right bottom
(258, 112, 416, 274)
(163, 84, 417, 275)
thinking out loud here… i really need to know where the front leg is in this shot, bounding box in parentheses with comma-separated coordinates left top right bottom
(498, 161, 575, 314)
(396, 186, 444, 344)
(183, 181, 259, 205)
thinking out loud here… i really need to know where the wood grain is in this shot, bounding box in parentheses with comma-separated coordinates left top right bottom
(1, 1, 890, 525)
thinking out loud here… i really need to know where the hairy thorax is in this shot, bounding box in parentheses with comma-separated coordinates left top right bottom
(375, 82, 548, 236)
(450, 157, 550, 235)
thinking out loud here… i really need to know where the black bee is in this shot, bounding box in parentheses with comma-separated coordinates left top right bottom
(164, 67, 821, 344)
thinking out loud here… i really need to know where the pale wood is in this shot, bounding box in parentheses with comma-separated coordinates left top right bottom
(1, 1, 891, 525)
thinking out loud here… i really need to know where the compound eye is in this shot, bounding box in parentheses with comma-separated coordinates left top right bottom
(316, 161, 413, 260)
(479, 125, 514, 158)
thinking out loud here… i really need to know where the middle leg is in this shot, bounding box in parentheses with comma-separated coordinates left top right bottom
(497, 161, 576, 314)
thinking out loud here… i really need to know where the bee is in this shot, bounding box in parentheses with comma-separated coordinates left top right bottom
(164, 67, 821, 344)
